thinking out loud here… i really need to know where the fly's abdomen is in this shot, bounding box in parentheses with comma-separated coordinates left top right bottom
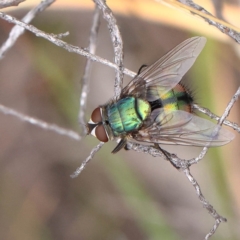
(107, 97, 150, 136)
(149, 84, 193, 113)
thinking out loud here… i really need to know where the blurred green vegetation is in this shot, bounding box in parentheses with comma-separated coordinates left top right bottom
(33, 37, 79, 125)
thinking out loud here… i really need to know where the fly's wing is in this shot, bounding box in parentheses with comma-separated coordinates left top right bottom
(133, 110, 234, 147)
(121, 37, 206, 100)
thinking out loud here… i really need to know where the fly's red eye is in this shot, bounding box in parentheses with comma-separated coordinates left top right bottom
(91, 107, 102, 123)
(96, 125, 108, 142)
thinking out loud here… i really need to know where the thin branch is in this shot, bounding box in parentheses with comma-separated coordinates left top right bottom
(0, 0, 56, 58)
(193, 104, 240, 133)
(54, 31, 69, 39)
(125, 141, 165, 158)
(126, 141, 227, 239)
(218, 86, 240, 125)
(78, 7, 101, 133)
(183, 168, 227, 240)
(94, 0, 124, 99)
(125, 141, 191, 170)
(70, 142, 105, 178)
(0, 11, 135, 78)
(168, 84, 240, 238)
(176, 0, 240, 43)
(127, 142, 227, 240)
(125, 141, 211, 171)
(185, 87, 240, 166)
(0, 0, 25, 9)
(159, 0, 240, 33)
(0, 104, 81, 140)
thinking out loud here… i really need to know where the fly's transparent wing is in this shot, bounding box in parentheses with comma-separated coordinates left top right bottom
(134, 110, 234, 147)
(121, 37, 206, 100)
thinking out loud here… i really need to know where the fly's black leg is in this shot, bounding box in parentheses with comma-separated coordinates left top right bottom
(124, 144, 130, 151)
(137, 64, 148, 74)
(154, 144, 180, 170)
(112, 138, 127, 154)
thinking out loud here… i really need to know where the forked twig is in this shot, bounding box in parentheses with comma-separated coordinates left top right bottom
(125, 140, 227, 239)
(0, 0, 55, 58)
(218, 87, 240, 125)
(126, 83, 239, 238)
(184, 169, 227, 240)
(194, 104, 240, 133)
(0, 11, 135, 78)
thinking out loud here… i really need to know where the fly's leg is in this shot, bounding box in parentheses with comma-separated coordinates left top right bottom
(137, 64, 148, 74)
(154, 144, 180, 169)
(112, 138, 128, 153)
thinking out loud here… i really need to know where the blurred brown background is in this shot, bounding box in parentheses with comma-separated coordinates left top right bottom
(0, 1, 240, 240)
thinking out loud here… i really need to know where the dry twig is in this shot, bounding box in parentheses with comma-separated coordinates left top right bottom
(93, 0, 124, 99)
(0, 0, 25, 9)
(0, 104, 81, 140)
(78, 7, 101, 133)
(176, 0, 240, 42)
(0, 0, 55, 58)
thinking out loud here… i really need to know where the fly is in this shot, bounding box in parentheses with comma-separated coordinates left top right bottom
(87, 37, 234, 153)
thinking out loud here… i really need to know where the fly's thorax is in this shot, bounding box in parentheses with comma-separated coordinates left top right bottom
(106, 96, 151, 137)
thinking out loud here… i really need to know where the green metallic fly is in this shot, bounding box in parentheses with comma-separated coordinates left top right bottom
(87, 37, 234, 153)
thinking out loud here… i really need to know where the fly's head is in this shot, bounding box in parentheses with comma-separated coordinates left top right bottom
(87, 107, 109, 143)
